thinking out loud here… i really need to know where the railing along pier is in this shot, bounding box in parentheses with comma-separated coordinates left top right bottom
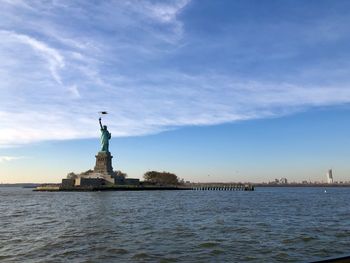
(191, 184, 254, 191)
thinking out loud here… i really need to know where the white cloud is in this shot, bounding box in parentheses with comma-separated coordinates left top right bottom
(0, 156, 25, 162)
(2, 30, 65, 84)
(145, 0, 190, 23)
(67, 85, 80, 98)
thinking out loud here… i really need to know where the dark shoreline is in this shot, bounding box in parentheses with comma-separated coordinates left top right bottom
(2, 183, 350, 189)
(33, 183, 255, 191)
(33, 185, 192, 192)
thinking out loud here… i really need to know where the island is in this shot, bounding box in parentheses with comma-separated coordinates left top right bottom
(34, 116, 254, 192)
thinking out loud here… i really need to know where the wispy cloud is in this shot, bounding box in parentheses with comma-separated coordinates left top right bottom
(0, 156, 25, 162)
(2, 30, 65, 84)
(1, 0, 350, 147)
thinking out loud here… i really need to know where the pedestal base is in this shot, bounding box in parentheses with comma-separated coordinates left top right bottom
(75, 173, 115, 185)
(94, 151, 114, 174)
(73, 151, 116, 186)
(63, 151, 121, 187)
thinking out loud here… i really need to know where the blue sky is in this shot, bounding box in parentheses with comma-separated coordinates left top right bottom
(1, 0, 350, 183)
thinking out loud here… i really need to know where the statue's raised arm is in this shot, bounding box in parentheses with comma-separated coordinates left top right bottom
(99, 117, 103, 130)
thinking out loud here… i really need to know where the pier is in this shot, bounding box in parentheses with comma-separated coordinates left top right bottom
(190, 183, 254, 191)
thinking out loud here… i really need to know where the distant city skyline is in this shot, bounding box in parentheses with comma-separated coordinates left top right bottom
(1, 0, 350, 183)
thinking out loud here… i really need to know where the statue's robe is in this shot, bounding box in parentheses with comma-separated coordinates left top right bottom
(100, 129, 111, 152)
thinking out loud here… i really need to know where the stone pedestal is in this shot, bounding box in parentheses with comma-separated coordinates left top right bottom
(62, 151, 123, 187)
(94, 151, 114, 174)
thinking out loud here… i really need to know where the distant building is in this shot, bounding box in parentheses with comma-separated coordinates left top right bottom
(280, 178, 288, 184)
(271, 178, 288, 184)
(327, 169, 334, 184)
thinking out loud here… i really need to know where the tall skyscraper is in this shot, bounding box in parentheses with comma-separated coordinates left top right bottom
(327, 169, 333, 184)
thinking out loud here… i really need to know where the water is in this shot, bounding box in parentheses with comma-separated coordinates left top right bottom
(1, 187, 350, 262)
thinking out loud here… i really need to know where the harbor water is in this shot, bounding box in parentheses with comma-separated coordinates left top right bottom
(1, 187, 349, 262)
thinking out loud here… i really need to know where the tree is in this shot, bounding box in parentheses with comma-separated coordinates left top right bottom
(115, 170, 128, 178)
(67, 172, 78, 179)
(143, 171, 179, 185)
(80, 169, 93, 175)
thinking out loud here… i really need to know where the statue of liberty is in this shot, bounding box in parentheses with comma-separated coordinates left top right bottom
(99, 117, 111, 152)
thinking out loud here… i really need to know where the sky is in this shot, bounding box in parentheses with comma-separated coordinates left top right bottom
(1, 0, 350, 183)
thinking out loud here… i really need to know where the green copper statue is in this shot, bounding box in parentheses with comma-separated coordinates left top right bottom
(99, 117, 111, 152)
